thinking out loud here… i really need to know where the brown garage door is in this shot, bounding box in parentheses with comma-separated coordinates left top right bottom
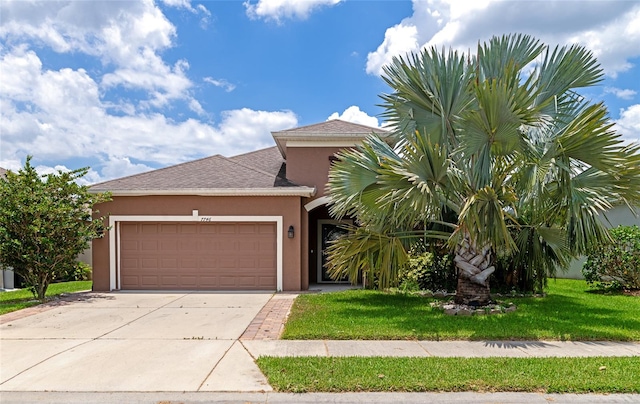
(119, 222, 276, 290)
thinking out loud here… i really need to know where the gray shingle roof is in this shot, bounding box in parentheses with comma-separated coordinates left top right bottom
(89, 119, 385, 196)
(90, 153, 313, 196)
(230, 146, 283, 176)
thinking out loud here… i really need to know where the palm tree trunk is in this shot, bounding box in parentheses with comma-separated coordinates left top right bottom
(454, 234, 494, 306)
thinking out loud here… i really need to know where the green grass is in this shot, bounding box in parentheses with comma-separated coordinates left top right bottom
(0, 281, 92, 315)
(282, 279, 640, 341)
(257, 356, 640, 393)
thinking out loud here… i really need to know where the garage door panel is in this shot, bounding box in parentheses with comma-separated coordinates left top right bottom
(219, 224, 237, 234)
(258, 258, 275, 268)
(200, 258, 217, 267)
(161, 275, 179, 285)
(176, 275, 195, 287)
(258, 276, 276, 287)
(141, 240, 158, 251)
(121, 240, 139, 251)
(199, 276, 218, 287)
(219, 276, 237, 287)
(141, 275, 159, 286)
(259, 224, 275, 234)
(141, 224, 158, 234)
(161, 240, 178, 250)
(238, 258, 257, 267)
(219, 258, 237, 269)
(120, 222, 276, 290)
(238, 223, 257, 233)
(199, 225, 217, 234)
(237, 241, 256, 251)
(237, 277, 258, 287)
(160, 224, 177, 234)
(121, 258, 138, 268)
(161, 258, 177, 268)
(141, 258, 159, 268)
(180, 258, 198, 268)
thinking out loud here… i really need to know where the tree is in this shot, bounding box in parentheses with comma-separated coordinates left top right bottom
(326, 34, 640, 305)
(0, 157, 111, 300)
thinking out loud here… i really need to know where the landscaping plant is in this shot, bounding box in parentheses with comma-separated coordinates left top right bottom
(399, 250, 456, 293)
(326, 33, 640, 305)
(583, 225, 640, 291)
(0, 157, 110, 300)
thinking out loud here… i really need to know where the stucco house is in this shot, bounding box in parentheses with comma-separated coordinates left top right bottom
(0, 167, 16, 290)
(90, 120, 388, 292)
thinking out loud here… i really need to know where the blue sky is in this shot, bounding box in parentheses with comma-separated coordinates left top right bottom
(1, 0, 639, 184)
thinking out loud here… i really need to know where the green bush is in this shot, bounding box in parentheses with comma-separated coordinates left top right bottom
(582, 225, 640, 291)
(60, 262, 92, 282)
(399, 252, 456, 292)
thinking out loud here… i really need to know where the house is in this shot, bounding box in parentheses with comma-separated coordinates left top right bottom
(0, 167, 17, 290)
(90, 120, 389, 291)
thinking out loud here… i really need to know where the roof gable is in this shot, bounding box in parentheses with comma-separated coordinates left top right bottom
(273, 119, 387, 136)
(271, 119, 389, 158)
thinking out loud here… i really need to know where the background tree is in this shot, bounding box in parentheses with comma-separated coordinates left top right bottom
(0, 157, 111, 300)
(327, 34, 640, 305)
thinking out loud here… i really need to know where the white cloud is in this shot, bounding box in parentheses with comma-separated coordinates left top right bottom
(244, 0, 342, 23)
(327, 106, 379, 128)
(0, 0, 200, 111)
(204, 77, 236, 92)
(160, 0, 211, 28)
(366, 24, 419, 75)
(188, 99, 207, 116)
(99, 156, 154, 181)
(161, 0, 195, 11)
(614, 104, 640, 144)
(366, 0, 640, 78)
(0, 158, 23, 173)
(604, 87, 637, 101)
(0, 47, 298, 183)
(196, 4, 212, 29)
(0, 1, 175, 58)
(217, 108, 298, 155)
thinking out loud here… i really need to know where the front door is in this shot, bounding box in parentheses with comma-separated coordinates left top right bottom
(317, 220, 350, 283)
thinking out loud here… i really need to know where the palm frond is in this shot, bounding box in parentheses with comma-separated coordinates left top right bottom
(476, 33, 544, 82)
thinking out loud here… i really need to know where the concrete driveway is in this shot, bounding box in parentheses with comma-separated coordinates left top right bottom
(0, 291, 273, 392)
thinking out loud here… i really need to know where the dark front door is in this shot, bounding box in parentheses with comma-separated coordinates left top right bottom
(318, 220, 349, 282)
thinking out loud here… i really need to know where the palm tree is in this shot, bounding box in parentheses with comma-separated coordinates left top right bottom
(327, 34, 640, 305)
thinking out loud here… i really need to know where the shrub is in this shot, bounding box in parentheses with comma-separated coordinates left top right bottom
(60, 262, 92, 282)
(0, 157, 109, 300)
(582, 225, 640, 291)
(399, 252, 456, 292)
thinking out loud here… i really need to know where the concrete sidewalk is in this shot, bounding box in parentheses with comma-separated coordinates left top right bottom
(2, 391, 639, 404)
(242, 339, 640, 358)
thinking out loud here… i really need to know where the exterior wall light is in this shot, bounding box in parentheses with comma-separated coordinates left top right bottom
(288, 225, 295, 238)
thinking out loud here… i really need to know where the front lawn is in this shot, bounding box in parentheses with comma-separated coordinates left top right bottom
(257, 356, 640, 393)
(282, 279, 640, 341)
(0, 281, 92, 315)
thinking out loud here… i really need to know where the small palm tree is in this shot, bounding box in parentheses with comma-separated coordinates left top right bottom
(327, 34, 640, 305)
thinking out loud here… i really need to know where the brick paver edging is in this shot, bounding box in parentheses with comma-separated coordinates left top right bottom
(241, 293, 297, 340)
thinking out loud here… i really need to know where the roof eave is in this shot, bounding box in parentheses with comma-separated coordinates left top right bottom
(271, 133, 390, 159)
(89, 187, 317, 197)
